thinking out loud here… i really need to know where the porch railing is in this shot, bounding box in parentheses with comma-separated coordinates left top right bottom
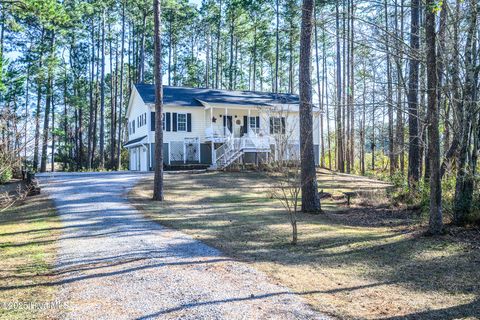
(213, 132, 272, 169)
(205, 126, 232, 141)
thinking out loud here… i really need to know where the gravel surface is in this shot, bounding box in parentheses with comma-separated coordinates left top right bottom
(39, 172, 329, 320)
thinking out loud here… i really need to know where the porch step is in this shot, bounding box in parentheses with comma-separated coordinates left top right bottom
(212, 135, 271, 170)
(222, 150, 244, 168)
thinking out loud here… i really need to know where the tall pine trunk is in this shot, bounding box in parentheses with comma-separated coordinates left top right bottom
(426, 0, 442, 234)
(335, 0, 344, 172)
(33, 30, 44, 172)
(87, 18, 95, 169)
(99, 10, 106, 170)
(407, 0, 421, 188)
(40, 31, 55, 173)
(299, 0, 321, 213)
(384, 0, 394, 176)
(117, 1, 126, 170)
(153, 0, 164, 201)
(453, 0, 478, 224)
(274, 0, 279, 93)
(138, 12, 146, 83)
(314, 6, 325, 168)
(215, 0, 222, 89)
(348, 1, 354, 173)
(109, 22, 116, 169)
(323, 29, 332, 170)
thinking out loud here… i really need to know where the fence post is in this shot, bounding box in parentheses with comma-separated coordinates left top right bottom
(198, 139, 201, 163)
(183, 141, 186, 164)
(168, 142, 171, 165)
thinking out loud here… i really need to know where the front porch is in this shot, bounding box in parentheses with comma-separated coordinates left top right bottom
(203, 105, 265, 142)
(202, 105, 273, 169)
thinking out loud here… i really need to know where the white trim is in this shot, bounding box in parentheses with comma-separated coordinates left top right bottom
(177, 112, 187, 132)
(168, 141, 171, 165)
(183, 142, 186, 164)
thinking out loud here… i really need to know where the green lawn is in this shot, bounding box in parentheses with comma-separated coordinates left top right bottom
(130, 170, 480, 319)
(0, 190, 61, 320)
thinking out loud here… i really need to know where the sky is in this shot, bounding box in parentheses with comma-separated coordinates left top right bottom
(189, 0, 202, 7)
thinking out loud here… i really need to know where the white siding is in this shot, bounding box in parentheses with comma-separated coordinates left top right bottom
(127, 88, 150, 141)
(147, 105, 206, 143)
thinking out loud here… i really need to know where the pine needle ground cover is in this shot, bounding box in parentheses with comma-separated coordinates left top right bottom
(0, 190, 62, 320)
(130, 170, 480, 319)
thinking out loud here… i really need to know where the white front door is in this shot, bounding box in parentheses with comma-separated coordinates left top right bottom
(140, 147, 147, 171)
(233, 120, 242, 138)
(130, 149, 137, 170)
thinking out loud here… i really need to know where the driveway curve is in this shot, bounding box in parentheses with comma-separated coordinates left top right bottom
(39, 172, 328, 320)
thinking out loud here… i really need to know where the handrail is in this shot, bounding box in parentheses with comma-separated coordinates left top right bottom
(214, 133, 272, 168)
(215, 134, 234, 164)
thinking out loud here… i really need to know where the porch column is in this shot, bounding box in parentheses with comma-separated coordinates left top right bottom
(211, 141, 215, 165)
(183, 142, 186, 164)
(168, 142, 171, 165)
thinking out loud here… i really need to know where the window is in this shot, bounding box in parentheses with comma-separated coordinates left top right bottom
(137, 113, 146, 127)
(270, 117, 285, 134)
(177, 113, 187, 132)
(249, 116, 257, 129)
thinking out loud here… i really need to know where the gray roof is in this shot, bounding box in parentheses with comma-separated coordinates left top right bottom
(135, 83, 299, 107)
(124, 135, 147, 147)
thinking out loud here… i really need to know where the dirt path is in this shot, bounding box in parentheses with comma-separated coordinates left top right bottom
(39, 172, 328, 320)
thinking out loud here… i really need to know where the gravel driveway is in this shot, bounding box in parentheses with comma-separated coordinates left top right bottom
(39, 172, 328, 320)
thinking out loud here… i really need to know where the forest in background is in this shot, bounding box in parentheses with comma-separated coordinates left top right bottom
(0, 0, 479, 226)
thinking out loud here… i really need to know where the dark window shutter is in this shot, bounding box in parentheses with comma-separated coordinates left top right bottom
(187, 113, 192, 132)
(269, 118, 273, 134)
(256, 116, 260, 128)
(172, 112, 178, 132)
(243, 116, 248, 133)
(223, 115, 226, 127)
(133, 120, 135, 133)
(166, 112, 171, 131)
(281, 117, 286, 134)
(151, 112, 155, 131)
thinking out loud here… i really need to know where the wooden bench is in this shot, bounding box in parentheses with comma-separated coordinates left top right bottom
(343, 191, 357, 206)
(318, 190, 332, 199)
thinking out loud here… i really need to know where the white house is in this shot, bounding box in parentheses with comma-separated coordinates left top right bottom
(124, 84, 322, 171)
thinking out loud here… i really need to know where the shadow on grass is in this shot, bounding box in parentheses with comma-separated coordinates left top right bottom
(380, 297, 480, 320)
(131, 171, 480, 319)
